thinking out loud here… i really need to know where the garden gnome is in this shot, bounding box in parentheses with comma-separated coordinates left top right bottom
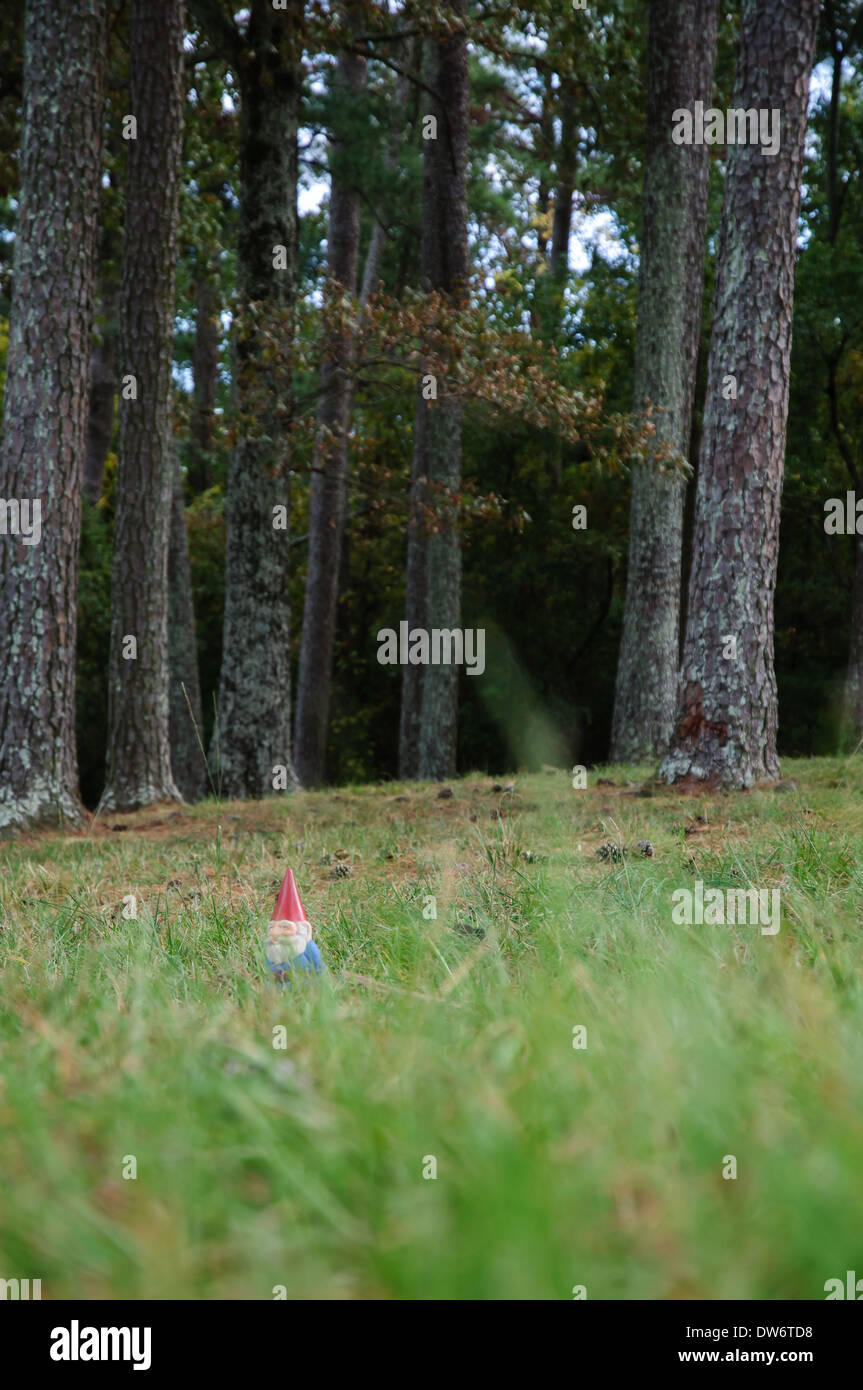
(265, 869, 323, 980)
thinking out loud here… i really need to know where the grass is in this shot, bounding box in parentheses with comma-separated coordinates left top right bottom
(1, 757, 863, 1299)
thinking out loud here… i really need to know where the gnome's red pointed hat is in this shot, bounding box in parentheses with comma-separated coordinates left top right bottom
(271, 868, 310, 929)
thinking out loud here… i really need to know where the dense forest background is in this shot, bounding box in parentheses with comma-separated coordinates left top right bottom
(0, 0, 859, 810)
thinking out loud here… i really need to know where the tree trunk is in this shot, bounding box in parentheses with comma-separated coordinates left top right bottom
(609, 0, 718, 763)
(293, 43, 366, 789)
(295, 37, 418, 787)
(84, 235, 120, 505)
(208, 0, 303, 799)
(417, 400, 464, 781)
(659, 0, 821, 789)
(842, 530, 863, 745)
(100, 0, 184, 812)
(529, 65, 554, 336)
(188, 251, 220, 494)
(399, 3, 469, 781)
(826, 351, 863, 741)
(398, 36, 437, 783)
(0, 0, 107, 833)
(825, 6, 843, 247)
(359, 39, 416, 305)
(823, 13, 863, 741)
(168, 451, 206, 800)
(295, 44, 417, 784)
(536, 66, 553, 260)
(399, 397, 430, 781)
(548, 75, 578, 320)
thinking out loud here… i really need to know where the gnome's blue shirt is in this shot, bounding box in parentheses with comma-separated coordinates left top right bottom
(268, 938, 323, 981)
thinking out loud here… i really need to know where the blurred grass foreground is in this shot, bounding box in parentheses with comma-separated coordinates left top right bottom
(1, 758, 862, 1299)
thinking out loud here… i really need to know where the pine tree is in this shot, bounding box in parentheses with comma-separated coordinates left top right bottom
(0, 0, 107, 831)
(100, 0, 185, 812)
(400, 0, 469, 781)
(194, 0, 304, 799)
(294, 37, 366, 789)
(610, 0, 718, 764)
(660, 0, 821, 788)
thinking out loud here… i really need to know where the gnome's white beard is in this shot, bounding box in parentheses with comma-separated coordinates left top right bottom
(266, 919, 312, 965)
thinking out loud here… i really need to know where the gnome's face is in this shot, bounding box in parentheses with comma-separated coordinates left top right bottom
(266, 918, 312, 964)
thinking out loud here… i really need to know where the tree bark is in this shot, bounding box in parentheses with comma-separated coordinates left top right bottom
(0, 0, 107, 832)
(84, 233, 120, 505)
(536, 66, 553, 260)
(529, 64, 554, 336)
(399, 398, 430, 780)
(825, 345, 863, 743)
(207, 0, 303, 799)
(359, 38, 416, 305)
(168, 451, 206, 800)
(100, 0, 185, 812)
(822, 9, 863, 741)
(843, 531, 863, 745)
(825, 2, 843, 247)
(609, 0, 718, 763)
(549, 75, 578, 308)
(293, 42, 366, 789)
(660, 0, 821, 789)
(398, 36, 437, 783)
(188, 250, 220, 495)
(293, 44, 418, 786)
(399, 2, 470, 781)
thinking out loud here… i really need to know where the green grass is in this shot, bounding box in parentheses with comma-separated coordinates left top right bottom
(2, 758, 863, 1299)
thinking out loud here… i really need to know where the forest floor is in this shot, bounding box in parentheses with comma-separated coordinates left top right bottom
(1, 757, 862, 1299)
